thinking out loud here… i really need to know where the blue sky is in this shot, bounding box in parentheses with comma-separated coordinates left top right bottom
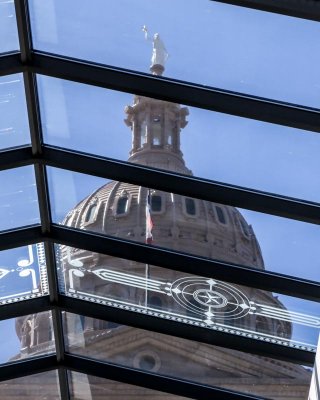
(0, 0, 319, 363)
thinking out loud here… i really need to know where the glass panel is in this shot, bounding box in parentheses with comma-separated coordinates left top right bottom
(38, 76, 320, 203)
(48, 167, 320, 282)
(69, 371, 188, 400)
(0, 371, 60, 400)
(0, 312, 55, 365)
(30, 0, 320, 107)
(0, 243, 49, 305)
(0, 166, 40, 231)
(0, 0, 19, 53)
(0, 74, 30, 149)
(57, 245, 320, 352)
(64, 312, 313, 400)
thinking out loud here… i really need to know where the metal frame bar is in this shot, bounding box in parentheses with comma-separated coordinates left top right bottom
(0, 355, 58, 383)
(1, 144, 320, 227)
(1, 224, 319, 303)
(14, 1, 70, 399)
(58, 295, 315, 366)
(42, 145, 320, 225)
(0, 1, 318, 399)
(50, 225, 320, 303)
(30, 51, 320, 133)
(212, 0, 320, 22)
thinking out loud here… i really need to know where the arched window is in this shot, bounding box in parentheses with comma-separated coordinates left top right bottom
(84, 204, 97, 223)
(140, 120, 147, 147)
(216, 206, 227, 224)
(152, 115, 162, 146)
(151, 195, 162, 212)
(185, 198, 196, 216)
(116, 196, 128, 215)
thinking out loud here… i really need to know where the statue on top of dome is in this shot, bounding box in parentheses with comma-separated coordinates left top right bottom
(142, 26, 168, 76)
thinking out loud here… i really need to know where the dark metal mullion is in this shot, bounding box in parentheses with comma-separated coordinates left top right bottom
(14, 2, 70, 399)
(0, 145, 33, 170)
(50, 225, 320, 302)
(0, 52, 24, 76)
(0, 296, 51, 321)
(59, 296, 314, 366)
(1, 144, 319, 226)
(1, 224, 319, 303)
(42, 145, 320, 226)
(30, 52, 320, 133)
(0, 355, 58, 383)
(64, 353, 264, 400)
(212, 0, 320, 22)
(0, 225, 42, 251)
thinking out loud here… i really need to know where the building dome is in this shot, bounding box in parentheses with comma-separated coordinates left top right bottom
(15, 95, 291, 356)
(64, 96, 264, 270)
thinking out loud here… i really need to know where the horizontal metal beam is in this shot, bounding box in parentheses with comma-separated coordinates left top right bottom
(0, 146, 33, 170)
(30, 52, 320, 133)
(42, 145, 320, 226)
(1, 145, 320, 226)
(0, 355, 57, 383)
(64, 353, 263, 400)
(0, 52, 24, 76)
(50, 225, 320, 303)
(0, 225, 42, 251)
(0, 296, 51, 321)
(212, 0, 320, 22)
(59, 296, 315, 366)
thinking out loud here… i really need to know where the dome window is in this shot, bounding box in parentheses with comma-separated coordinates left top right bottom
(140, 120, 147, 147)
(215, 206, 227, 225)
(84, 204, 97, 224)
(116, 196, 129, 215)
(151, 195, 162, 212)
(152, 115, 162, 146)
(185, 198, 196, 216)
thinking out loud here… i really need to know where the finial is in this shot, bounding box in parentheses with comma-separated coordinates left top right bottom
(142, 26, 168, 76)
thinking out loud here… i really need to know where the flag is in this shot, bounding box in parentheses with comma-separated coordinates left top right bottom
(145, 190, 154, 244)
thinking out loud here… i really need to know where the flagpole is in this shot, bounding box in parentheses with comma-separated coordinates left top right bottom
(145, 188, 153, 308)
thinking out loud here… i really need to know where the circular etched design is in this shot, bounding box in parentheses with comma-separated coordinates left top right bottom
(170, 277, 251, 321)
(193, 289, 228, 308)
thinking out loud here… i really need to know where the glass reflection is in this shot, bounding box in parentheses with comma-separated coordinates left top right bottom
(0, 312, 55, 365)
(64, 313, 313, 400)
(30, 0, 320, 107)
(0, 74, 30, 149)
(0, 0, 19, 53)
(0, 371, 60, 400)
(0, 166, 40, 231)
(57, 246, 320, 352)
(0, 244, 49, 306)
(69, 371, 187, 400)
(38, 76, 320, 203)
(48, 167, 320, 282)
